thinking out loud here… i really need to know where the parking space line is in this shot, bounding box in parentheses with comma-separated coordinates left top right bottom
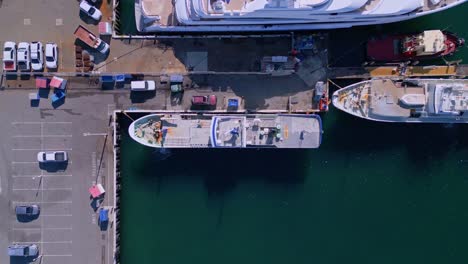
(12, 201, 72, 204)
(13, 227, 72, 231)
(13, 135, 72, 138)
(12, 241, 72, 244)
(11, 161, 41, 164)
(42, 214, 73, 217)
(12, 122, 72, 125)
(12, 161, 72, 164)
(12, 174, 72, 178)
(13, 188, 72, 191)
(40, 122, 44, 248)
(13, 148, 73, 151)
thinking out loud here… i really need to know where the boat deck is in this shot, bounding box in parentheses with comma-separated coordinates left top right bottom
(333, 79, 468, 122)
(130, 113, 322, 148)
(141, 0, 175, 26)
(368, 80, 423, 119)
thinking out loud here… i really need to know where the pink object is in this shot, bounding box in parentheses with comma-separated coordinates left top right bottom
(35, 78, 48, 89)
(98, 22, 112, 35)
(89, 184, 105, 198)
(50, 77, 64, 89)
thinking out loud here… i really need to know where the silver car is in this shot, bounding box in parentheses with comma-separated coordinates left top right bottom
(8, 244, 39, 257)
(15, 204, 40, 217)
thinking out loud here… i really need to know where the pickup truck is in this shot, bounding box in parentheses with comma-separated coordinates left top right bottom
(192, 95, 217, 106)
(17, 42, 31, 71)
(3, 41, 16, 71)
(37, 151, 68, 163)
(74, 25, 109, 54)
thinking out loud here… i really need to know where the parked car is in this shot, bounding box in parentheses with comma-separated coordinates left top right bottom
(74, 25, 109, 54)
(8, 244, 39, 257)
(45, 42, 58, 69)
(192, 95, 217, 106)
(131, 80, 156, 91)
(3, 41, 16, 71)
(37, 151, 68, 163)
(79, 0, 102, 21)
(30, 41, 43, 71)
(15, 205, 40, 217)
(17, 42, 30, 71)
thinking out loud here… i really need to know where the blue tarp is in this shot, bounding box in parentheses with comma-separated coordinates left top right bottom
(99, 209, 109, 222)
(100, 75, 114, 83)
(51, 91, 66, 103)
(228, 99, 239, 108)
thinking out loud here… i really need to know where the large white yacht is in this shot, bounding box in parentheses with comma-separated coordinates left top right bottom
(332, 79, 468, 123)
(135, 0, 466, 32)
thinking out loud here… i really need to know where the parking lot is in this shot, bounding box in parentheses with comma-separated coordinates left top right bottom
(10, 121, 73, 263)
(0, 90, 116, 264)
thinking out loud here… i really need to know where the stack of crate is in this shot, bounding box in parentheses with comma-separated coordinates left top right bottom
(75, 46, 94, 73)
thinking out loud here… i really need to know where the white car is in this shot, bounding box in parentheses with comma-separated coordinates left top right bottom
(80, 0, 102, 21)
(30, 41, 44, 71)
(3, 41, 16, 71)
(17, 42, 30, 71)
(131, 80, 156, 91)
(45, 42, 58, 69)
(37, 151, 68, 163)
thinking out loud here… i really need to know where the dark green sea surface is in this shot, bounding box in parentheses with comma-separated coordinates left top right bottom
(120, 4, 468, 264)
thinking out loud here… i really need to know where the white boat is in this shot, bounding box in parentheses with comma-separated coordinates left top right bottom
(332, 78, 468, 123)
(128, 113, 322, 148)
(135, 0, 467, 33)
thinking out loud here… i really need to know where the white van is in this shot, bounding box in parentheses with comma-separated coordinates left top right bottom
(130, 80, 156, 91)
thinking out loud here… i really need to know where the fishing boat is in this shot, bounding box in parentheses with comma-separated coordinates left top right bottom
(128, 113, 322, 148)
(366, 30, 465, 63)
(332, 78, 468, 123)
(135, 0, 467, 33)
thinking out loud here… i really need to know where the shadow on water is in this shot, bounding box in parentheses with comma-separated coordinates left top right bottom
(119, 114, 310, 197)
(325, 81, 468, 172)
(125, 147, 310, 196)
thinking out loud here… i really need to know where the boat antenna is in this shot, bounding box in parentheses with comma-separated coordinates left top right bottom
(120, 110, 135, 121)
(441, 56, 462, 66)
(327, 79, 343, 90)
(441, 25, 452, 32)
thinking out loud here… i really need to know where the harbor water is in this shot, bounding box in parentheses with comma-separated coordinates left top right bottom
(120, 4, 468, 264)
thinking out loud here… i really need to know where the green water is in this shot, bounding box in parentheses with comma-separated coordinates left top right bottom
(120, 4, 468, 264)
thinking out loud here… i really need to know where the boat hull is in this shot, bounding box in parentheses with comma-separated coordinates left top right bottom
(332, 79, 468, 123)
(135, 1, 467, 33)
(366, 31, 465, 62)
(128, 113, 323, 148)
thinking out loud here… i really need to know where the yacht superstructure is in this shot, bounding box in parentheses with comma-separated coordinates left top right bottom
(128, 113, 322, 148)
(332, 79, 468, 123)
(135, 0, 467, 32)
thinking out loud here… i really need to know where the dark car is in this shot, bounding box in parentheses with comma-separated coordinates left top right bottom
(15, 205, 40, 217)
(191, 95, 217, 106)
